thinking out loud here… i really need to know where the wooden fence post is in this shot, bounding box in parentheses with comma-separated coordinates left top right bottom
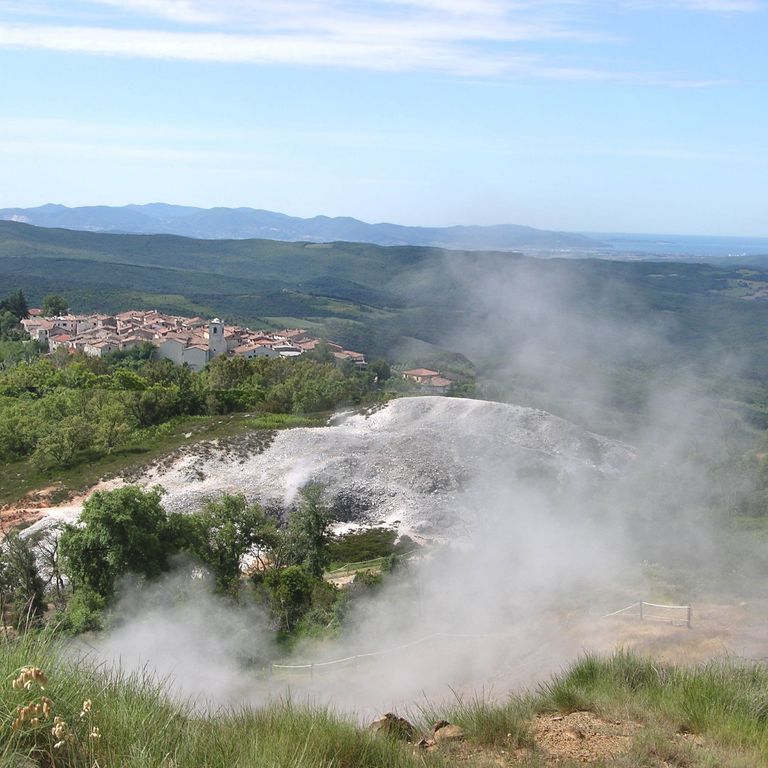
(687, 605, 692, 629)
(639, 601, 644, 621)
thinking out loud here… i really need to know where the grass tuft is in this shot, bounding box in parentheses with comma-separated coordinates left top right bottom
(417, 689, 535, 749)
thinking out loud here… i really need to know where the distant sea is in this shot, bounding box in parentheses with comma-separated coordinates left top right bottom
(583, 232, 768, 260)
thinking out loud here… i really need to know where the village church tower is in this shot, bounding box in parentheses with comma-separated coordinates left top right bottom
(207, 318, 227, 359)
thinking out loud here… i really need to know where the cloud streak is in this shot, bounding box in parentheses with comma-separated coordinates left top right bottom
(627, 0, 760, 10)
(0, 1, 757, 80)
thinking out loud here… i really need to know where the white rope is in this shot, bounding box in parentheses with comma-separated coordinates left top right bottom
(602, 602, 640, 618)
(271, 631, 491, 671)
(603, 600, 691, 626)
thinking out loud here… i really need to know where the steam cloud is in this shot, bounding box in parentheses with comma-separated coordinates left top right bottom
(83, 250, 761, 714)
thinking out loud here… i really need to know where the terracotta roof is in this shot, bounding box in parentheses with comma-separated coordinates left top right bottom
(276, 329, 307, 339)
(429, 377, 452, 387)
(403, 368, 440, 377)
(34, 320, 56, 330)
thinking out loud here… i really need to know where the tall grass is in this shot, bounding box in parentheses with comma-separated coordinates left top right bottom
(1, 631, 446, 768)
(416, 690, 535, 749)
(6, 633, 768, 767)
(539, 649, 768, 762)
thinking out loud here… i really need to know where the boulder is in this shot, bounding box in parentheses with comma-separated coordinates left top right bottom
(433, 721, 466, 742)
(368, 713, 417, 742)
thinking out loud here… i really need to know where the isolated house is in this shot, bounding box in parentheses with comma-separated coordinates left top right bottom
(402, 368, 441, 384)
(402, 368, 451, 393)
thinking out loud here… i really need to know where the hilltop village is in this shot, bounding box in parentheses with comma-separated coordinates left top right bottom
(20, 309, 367, 372)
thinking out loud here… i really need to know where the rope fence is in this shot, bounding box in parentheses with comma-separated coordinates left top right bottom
(270, 600, 693, 677)
(603, 600, 692, 628)
(270, 631, 491, 677)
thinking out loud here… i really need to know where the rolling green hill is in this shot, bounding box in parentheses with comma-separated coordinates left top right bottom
(4, 220, 768, 435)
(0, 202, 605, 249)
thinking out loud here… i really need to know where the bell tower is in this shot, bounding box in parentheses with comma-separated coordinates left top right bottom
(207, 317, 227, 358)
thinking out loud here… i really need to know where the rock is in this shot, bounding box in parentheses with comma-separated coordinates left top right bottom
(433, 722, 466, 742)
(369, 713, 417, 741)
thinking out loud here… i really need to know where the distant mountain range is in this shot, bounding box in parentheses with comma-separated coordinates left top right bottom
(0, 203, 605, 251)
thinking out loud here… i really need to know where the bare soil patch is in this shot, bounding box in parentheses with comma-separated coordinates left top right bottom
(532, 711, 639, 763)
(0, 484, 74, 535)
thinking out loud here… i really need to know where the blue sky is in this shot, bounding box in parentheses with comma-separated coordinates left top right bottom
(0, 1, 766, 235)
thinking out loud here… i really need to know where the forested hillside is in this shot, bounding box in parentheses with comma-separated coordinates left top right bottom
(4, 220, 768, 434)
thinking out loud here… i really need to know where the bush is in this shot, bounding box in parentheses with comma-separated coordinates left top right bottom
(59, 589, 106, 634)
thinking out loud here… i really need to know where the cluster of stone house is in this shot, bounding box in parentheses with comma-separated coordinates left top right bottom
(20, 309, 366, 373)
(401, 368, 453, 394)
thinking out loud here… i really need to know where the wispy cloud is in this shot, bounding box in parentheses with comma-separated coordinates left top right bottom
(0, 138, 270, 163)
(0, 23, 544, 76)
(0, 1, 756, 81)
(85, 0, 222, 24)
(625, 0, 761, 11)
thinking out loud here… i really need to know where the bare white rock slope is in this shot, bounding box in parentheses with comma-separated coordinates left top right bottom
(137, 397, 634, 537)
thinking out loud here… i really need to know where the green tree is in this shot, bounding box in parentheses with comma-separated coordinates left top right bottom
(260, 565, 314, 633)
(41, 294, 69, 317)
(305, 340, 335, 364)
(369, 358, 391, 382)
(285, 484, 332, 578)
(59, 486, 177, 600)
(32, 415, 93, 469)
(0, 310, 21, 339)
(111, 368, 148, 391)
(93, 398, 135, 454)
(0, 404, 38, 460)
(127, 384, 180, 427)
(0, 532, 46, 629)
(180, 493, 278, 594)
(0, 289, 29, 320)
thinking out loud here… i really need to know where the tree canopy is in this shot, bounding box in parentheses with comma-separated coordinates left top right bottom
(41, 294, 69, 317)
(59, 485, 177, 599)
(181, 493, 278, 594)
(0, 290, 29, 321)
